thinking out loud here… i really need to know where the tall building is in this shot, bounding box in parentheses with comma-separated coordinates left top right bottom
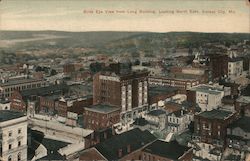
(93, 71, 149, 122)
(0, 111, 28, 161)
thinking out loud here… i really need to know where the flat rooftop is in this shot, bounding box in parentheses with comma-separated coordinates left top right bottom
(0, 110, 25, 122)
(197, 109, 233, 120)
(147, 109, 167, 116)
(189, 85, 223, 95)
(0, 78, 43, 87)
(143, 140, 191, 160)
(85, 104, 120, 114)
(149, 86, 178, 97)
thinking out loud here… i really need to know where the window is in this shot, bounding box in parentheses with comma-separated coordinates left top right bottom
(8, 156, 12, 161)
(18, 129, 22, 134)
(18, 141, 21, 147)
(8, 131, 12, 137)
(17, 153, 21, 161)
(9, 144, 12, 150)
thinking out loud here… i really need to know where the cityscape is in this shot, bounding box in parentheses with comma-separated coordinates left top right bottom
(0, 31, 250, 161)
(0, 0, 250, 161)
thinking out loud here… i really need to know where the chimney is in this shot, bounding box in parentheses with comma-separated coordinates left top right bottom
(118, 149, 123, 158)
(127, 144, 131, 153)
(91, 132, 94, 140)
(112, 127, 116, 136)
(104, 131, 107, 139)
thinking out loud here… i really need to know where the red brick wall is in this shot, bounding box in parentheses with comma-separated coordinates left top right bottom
(83, 109, 120, 131)
(79, 148, 106, 161)
(10, 90, 26, 112)
(56, 101, 68, 117)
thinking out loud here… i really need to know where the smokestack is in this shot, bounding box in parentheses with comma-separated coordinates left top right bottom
(127, 144, 131, 153)
(118, 149, 123, 158)
(104, 131, 107, 139)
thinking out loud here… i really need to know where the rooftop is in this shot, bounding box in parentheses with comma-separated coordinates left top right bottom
(149, 86, 178, 97)
(0, 78, 44, 87)
(147, 109, 167, 116)
(228, 57, 243, 62)
(228, 117, 250, 132)
(197, 109, 233, 120)
(189, 85, 223, 95)
(94, 128, 156, 160)
(37, 138, 69, 161)
(170, 109, 188, 117)
(0, 110, 25, 122)
(143, 140, 191, 160)
(85, 104, 120, 114)
(20, 84, 68, 98)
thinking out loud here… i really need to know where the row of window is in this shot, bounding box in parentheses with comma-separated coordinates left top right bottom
(8, 152, 22, 161)
(8, 128, 22, 137)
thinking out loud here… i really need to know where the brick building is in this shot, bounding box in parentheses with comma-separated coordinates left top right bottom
(148, 76, 200, 92)
(10, 84, 68, 113)
(0, 78, 46, 99)
(194, 109, 236, 147)
(148, 86, 178, 110)
(93, 71, 149, 122)
(83, 104, 120, 131)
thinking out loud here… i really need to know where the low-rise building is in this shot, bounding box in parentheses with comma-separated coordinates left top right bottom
(228, 57, 243, 80)
(0, 99, 10, 110)
(79, 128, 156, 161)
(0, 78, 46, 99)
(227, 116, 250, 151)
(83, 104, 120, 131)
(187, 84, 224, 111)
(148, 76, 200, 91)
(0, 110, 28, 161)
(167, 109, 193, 134)
(142, 140, 193, 161)
(148, 86, 178, 111)
(194, 109, 236, 147)
(143, 109, 167, 131)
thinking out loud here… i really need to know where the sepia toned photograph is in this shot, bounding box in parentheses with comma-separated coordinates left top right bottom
(0, 0, 250, 160)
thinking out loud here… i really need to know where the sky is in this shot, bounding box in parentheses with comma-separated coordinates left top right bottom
(0, 0, 249, 33)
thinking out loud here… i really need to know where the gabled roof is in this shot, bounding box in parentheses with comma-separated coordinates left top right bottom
(228, 117, 250, 132)
(94, 128, 156, 160)
(143, 140, 191, 160)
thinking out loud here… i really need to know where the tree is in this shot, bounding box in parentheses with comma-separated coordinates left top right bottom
(50, 69, 57, 76)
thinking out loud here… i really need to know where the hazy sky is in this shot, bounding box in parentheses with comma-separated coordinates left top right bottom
(0, 0, 249, 33)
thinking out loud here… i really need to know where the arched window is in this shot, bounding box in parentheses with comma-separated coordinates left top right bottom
(17, 153, 21, 161)
(8, 155, 12, 161)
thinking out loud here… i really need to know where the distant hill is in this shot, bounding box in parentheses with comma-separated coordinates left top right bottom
(0, 30, 148, 50)
(0, 30, 249, 56)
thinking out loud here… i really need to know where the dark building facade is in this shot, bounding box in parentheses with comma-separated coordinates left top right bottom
(93, 71, 149, 122)
(194, 109, 236, 147)
(83, 104, 120, 131)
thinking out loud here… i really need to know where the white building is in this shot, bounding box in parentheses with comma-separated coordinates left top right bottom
(167, 109, 193, 134)
(143, 109, 167, 131)
(0, 110, 28, 161)
(189, 84, 224, 111)
(228, 58, 243, 80)
(0, 100, 10, 110)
